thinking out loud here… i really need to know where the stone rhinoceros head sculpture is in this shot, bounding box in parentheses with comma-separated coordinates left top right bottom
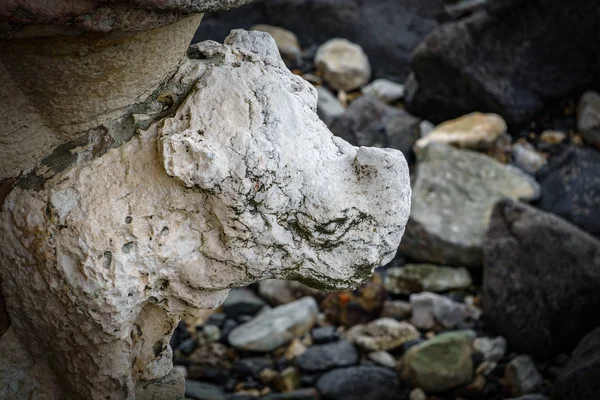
(0, 28, 411, 400)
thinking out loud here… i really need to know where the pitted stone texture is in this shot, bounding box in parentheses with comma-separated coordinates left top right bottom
(0, 30, 411, 400)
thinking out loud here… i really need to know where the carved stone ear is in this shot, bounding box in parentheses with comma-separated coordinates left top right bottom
(158, 131, 225, 190)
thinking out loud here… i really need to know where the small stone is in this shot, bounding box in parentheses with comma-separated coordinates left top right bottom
(345, 318, 420, 351)
(222, 288, 267, 318)
(311, 326, 339, 344)
(258, 368, 278, 385)
(384, 264, 472, 295)
(295, 340, 359, 372)
(178, 337, 197, 356)
(367, 351, 397, 369)
(408, 388, 427, 400)
(234, 357, 274, 380)
(285, 338, 307, 361)
(410, 292, 481, 330)
(400, 330, 475, 393)
(272, 366, 301, 393)
(185, 380, 226, 400)
(257, 280, 323, 306)
(362, 79, 405, 103)
(314, 38, 371, 91)
(420, 120, 435, 138)
(380, 300, 412, 320)
(414, 112, 508, 153)
(577, 90, 600, 149)
(512, 142, 547, 175)
(205, 313, 227, 329)
(473, 337, 507, 362)
(505, 355, 543, 397)
(316, 86, 345, 126)
(251, 24, 301, 64)
(539, 130, 566, 145)
(316, 366, 399, 400)
(197, 325, 221, 345)
(228, 297, 318, 352)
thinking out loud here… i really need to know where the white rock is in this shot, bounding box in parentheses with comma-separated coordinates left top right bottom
(315, 38, 371, 91)
(251, 24, 302, 63)
(420, 120, 435, 137)
(345, 318, 419, 351)
(316, 86, 346, 126)
(0, 30, 411, 400)
(512, 142, 547, 175)
(362, 79, 405, 103)
(368, 351, 397, 369)
(228, 297, 318, 351)
(474, 336, 507, 362)
(410, 292, 481, 330)
(409, 388, 428, 400)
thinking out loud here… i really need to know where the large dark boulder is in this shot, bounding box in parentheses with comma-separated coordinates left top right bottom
(483, 199, 600, 358)
(405, 0, 600, 129)
(537, 146, 600, 237)
(192, 0, 445, 82)
(553, 327, 600, 400)
(328, 96, 421, 164)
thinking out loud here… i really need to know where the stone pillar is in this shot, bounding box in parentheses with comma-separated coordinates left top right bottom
(0, 2, 412, 399)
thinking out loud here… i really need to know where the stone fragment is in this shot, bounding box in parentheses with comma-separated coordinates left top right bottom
(537, 146, 600, 236)
(384, 264, 472, 295)
(329, 96, 421, 163)
(400, 331, 475, 393)
(512, 142, 546, 175)
(414, 112, 508, 153)
(362, 79, 405, 103)
(295, 340, 359, 372)
(316, 366, 399, 400)
(380, 300, 412, 320)
(228, 297, 318, 352)
(554, 327, 600, 400)
(539, 130, 566, 145)
(285, 338, 308, 360)
(222, 288, 267, 317)
(410, 292, 481, 330)
(401, 143, 539, 266)
(315, 38, 371, 91)
(473, 336, 507, 362)
(577, 90, 600, 149)
(273, 366, 301, 393)
(316, 86, 345, 127)
(505, 355, 543, 397)
(344, 318, 419, 351)
(311, 326, 339, 344)
(367, 351, 396, 369)
(408, 388, 427, 400)
(483, 199, 600, 357)
(251, 24, 301, 63)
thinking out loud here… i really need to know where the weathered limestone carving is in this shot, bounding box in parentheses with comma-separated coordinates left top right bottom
(0, 4, 411, 399)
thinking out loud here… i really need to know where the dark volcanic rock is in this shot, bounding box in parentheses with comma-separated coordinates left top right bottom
(553, 327, 600, 400)
(537, 146, 600, 237)
(329, 96, 421, 164)
(295, 340, 359, 372)
(483, 199, 600, 358)
(405, 0, 600, 128)
(316, 365, 399, 400)
(193, 0, 445, 82)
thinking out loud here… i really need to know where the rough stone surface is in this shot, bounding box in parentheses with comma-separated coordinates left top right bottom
(384, 264, 472, 295)
(316, 86, 345, 127)
(295, 340, 359, 372)
(192, 0, 445, 81)
(329, 96, 421, 164)
(0, 30, 411, 400)
(537, 146, 600, 236)
(405, 1, 600, 128)
(473, 336, 507, 362)
(483, 199, 600, 357)
(316, 366, 399, 400)
(400, 143, 540, 267)
(362, 79, 405, 104)
(314, 38, 371, 92)
(228, 297, 318, 352)
(400, 330, 475, 393)
(554, 327, 600, 400)
(578, 91, 600, 150)
(344, 318, 420, 351)
(505, 355, 543, 397)
(251, 24, 301, 63)
(410, 292, 481, 330)
(414, 112, 508, 153)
